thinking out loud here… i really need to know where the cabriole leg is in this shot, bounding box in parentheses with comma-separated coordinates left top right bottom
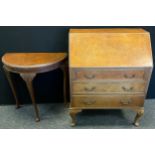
(60, 63, 68, 107)
(3, 66, 20, 109)
(69, 109, 81, 126)
(134, 108, 144, 127)
(20, 73, 40, 122)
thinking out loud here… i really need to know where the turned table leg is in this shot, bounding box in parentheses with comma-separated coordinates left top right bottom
(134, 108, 144, 127)
(20, 73, 40, 122)
(69, 109, 81, 126)
(3, 66, 20, 109)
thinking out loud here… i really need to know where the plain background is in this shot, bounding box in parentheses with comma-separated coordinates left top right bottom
(0, 26, 155, 105)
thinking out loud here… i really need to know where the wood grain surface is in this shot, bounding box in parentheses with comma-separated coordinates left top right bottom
(2, 52, 67, 68)
(71, 68, 146, 81)
(71, 94, 144, 108)
(72, 81, 146, 94)
(69, 28, 153, 68)
(69, 28, 153, 126)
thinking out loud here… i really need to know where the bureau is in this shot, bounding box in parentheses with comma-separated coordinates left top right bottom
(69, 28, 153, 126)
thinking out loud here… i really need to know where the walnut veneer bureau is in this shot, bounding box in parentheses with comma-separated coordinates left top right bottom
(69, 28, 153, 126)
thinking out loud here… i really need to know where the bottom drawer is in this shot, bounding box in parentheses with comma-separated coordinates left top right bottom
(71, 95, 144, 108)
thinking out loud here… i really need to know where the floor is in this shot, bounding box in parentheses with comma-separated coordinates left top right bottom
(0, 99, 155, 129)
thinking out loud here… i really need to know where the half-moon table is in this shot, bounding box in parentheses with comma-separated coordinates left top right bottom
(2, 52, 67, 122)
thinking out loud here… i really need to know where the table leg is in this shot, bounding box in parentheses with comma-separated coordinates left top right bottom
(60, 64, 68, 107)
(20, 73, 40, 122)
(134, 108, 144, 127)
(69, 109, 82, 126)
(3, 66, 20, 109)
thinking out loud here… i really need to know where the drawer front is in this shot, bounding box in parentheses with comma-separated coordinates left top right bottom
(72, 95, 144, 108)
(71, 69, 145, 81)
(72, 81, 146, 94)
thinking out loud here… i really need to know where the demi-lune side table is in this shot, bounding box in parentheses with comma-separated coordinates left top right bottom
(2, 52, 67, 122)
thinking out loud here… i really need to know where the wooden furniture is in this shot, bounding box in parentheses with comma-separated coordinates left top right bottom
(2, 52, 67, 122)
(69, 28, 153, 126)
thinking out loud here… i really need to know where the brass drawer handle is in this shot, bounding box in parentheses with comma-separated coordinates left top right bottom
(83, 99, 96, 105)
(122, 86, 134, 92)
(120, 99, 132, 105)
(84, 86, 96, 92)
(84, 74, 96, 79)
(124, 74, 135, 79)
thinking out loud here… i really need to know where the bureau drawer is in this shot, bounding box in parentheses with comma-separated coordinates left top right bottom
(71, 69, 145, 81)
(71, 95, 144, 108)
(72, 81, 146, 94)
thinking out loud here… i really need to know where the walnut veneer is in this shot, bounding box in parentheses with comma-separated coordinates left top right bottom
(69, 28, 153, 126)
(2, 52, 67, 122)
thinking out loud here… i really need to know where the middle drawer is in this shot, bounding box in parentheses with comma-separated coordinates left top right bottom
(72, 81, 146, 94)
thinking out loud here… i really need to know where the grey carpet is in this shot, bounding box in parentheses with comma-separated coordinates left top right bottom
(0, 99, 155, 129)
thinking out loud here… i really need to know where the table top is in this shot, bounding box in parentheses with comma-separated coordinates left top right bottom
(69, 28, 153, 68)
(2, 52, 67, 68)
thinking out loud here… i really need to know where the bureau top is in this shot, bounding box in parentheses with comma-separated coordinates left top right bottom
(69, 28, 153, 68)
(70, 28, 148, 34)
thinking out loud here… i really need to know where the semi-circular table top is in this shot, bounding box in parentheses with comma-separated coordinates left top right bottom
(2, 52, 67, 73)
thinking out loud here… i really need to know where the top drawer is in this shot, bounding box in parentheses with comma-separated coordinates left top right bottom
(70, 69, 145, 81)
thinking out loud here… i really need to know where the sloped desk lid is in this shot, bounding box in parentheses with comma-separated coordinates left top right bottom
(69, 28, 153, 68)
